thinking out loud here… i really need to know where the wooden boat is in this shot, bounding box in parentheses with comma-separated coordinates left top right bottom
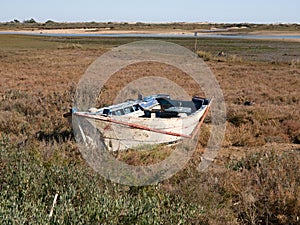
(66, 94, 211, 151)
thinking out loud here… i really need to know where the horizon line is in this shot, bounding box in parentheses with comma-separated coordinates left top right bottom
(1, 20, 299, 25)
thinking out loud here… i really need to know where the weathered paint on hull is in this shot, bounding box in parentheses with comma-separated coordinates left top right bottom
(88, 107, 207, 151)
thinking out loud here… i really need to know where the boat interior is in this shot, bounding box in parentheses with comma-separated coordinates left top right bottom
(98, 95, 209, 119)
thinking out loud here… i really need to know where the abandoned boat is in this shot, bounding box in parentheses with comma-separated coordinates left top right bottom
(67, 94, 211, 151)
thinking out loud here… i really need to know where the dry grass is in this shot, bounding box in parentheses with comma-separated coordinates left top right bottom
(290, 58, 300, 68)
(197, 50, 244, 63)
(1, 34, 300, 224)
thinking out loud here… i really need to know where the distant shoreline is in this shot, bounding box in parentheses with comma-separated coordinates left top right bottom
(1, 28, 300, 42)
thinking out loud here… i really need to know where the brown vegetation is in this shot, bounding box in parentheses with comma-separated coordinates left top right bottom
(1, 34, 299, 224)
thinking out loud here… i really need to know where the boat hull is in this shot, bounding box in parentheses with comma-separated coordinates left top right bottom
(85, 106, 207, 151)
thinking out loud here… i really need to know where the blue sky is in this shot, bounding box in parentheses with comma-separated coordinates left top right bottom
(1, 0, 299, 23)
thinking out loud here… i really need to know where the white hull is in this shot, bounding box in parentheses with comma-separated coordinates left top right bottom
(85, 106, 207, 151)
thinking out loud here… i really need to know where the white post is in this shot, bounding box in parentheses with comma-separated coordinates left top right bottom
(194, 32, 198, 53)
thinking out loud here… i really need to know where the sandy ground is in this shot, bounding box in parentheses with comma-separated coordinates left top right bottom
(1, 28, 189, 35)
(1, 28, 300, 41)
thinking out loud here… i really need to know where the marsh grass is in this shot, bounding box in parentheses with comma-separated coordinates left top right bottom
(290, 58, 300, 68)
(225, 148, 300, 224)
(114, 145, 173, 166)
(197, 50, 244, 63)
(0, 34, 299, 224)
(197, 50, 213, 61)
(1, 139, 205, 224)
